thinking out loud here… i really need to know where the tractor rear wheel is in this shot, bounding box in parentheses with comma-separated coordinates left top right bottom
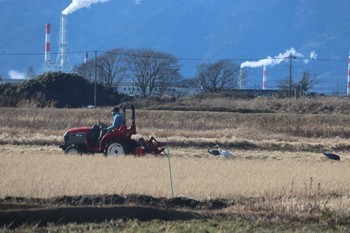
(65, 145, 81, 155)
(104, 140, 125, 156)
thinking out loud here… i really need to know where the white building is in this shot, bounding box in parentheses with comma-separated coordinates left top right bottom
(116, 81, 197, 97)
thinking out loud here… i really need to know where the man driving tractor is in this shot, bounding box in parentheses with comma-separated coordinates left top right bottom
(107, 106, 124, 131)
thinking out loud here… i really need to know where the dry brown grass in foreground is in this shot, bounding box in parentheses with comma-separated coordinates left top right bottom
(1, 149, 350, 212)
(1, 99, 350, 228)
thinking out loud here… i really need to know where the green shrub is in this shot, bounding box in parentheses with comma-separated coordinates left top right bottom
(0, 72, 128, 108)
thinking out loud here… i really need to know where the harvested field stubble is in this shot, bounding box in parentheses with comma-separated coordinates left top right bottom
(1, 102, 350, 230)
(1, 151, 350, 205)
(1, 107, 350, 152)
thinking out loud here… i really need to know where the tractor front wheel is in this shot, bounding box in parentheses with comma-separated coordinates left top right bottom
(65, 145, 81, 155)
(104, 141, 125, 156)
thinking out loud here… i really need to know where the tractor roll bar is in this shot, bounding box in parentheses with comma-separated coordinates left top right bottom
(120, 103, 135, 127)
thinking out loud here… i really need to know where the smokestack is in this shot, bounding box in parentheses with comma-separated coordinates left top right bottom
(56, 14, 69, 71)
(347, 54, 350, 96)
(84, 51, 88, 63)
(239, 69, 243, 89)
(45, 23, 51, 63)
(262, 65, 267, 90)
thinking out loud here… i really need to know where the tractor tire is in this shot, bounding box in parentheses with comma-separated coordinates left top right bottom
(104, 140, 125, 156)
(65, 145, 81, 155)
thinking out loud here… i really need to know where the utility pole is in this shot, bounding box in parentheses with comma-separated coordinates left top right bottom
(287, 54, 297, 98)
(94, 51, 97, 107)
(347, 54, 350, 96)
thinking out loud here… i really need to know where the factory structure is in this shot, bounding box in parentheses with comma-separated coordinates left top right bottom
(41, 13, 198, 97)
(262, 65, 267, 90)
(39, 13, 350, 97)
(43, 14, 72, 73)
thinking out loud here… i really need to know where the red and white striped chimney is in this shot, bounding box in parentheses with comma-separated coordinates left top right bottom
(262, 65, 267, 90)
(45, 23, 51, 63)
(347, 54, 350, 96)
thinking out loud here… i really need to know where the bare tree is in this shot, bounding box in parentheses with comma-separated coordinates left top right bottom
(125, 49, 180, 97)
(97, 48, 126, 87)
(25, 66, 35, 79)
(278, 71, 318, 97)
(299, 71, 318, 96)
(73, 49, 126, 87)
(195, 60, 240, 94)
(73, 60, 95, 82)
(277, 76, 292, 91)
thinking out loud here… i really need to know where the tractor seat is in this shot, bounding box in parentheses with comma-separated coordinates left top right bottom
(101, 124, 127, 138)
(118, 124, 127, 134)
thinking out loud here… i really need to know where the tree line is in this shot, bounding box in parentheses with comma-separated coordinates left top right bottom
(0, 48, 319, 108)
(75, 48, 317, 97)
(74, 48, 243, 97)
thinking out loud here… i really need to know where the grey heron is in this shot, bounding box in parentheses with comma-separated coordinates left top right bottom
(322, 150, 340, 161)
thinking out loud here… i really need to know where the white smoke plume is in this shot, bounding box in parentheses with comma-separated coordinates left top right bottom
(303, 51, 318, 64)
(9, 70, 25, 79)
(240, 48, 317, 69)
(62, 0, 110, 15)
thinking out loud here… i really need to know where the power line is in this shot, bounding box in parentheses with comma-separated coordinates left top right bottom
(0, 50, 347, 63)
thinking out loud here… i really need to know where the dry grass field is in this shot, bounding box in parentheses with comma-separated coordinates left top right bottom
(1, 146, 350, 204)
(1, 98, 350, 231)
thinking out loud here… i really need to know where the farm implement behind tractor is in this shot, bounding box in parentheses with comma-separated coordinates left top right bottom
(59, 104, 167, 156)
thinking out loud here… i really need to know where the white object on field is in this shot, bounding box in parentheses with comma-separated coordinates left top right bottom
(219, 149, 234, 158)
(208, 145, 234, 158)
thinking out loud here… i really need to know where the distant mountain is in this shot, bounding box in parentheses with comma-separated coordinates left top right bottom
(0, 0, 349, 94)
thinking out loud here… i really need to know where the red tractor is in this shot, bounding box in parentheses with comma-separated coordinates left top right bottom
(59, 104, 166, 156)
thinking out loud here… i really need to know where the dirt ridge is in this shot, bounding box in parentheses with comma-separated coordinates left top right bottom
(0, 194, 227, 228)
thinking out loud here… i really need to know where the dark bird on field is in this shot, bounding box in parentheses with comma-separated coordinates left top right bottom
(322, 150, 340, 161)
(208, 145, 221, 156)
(208, 145, 235, 158)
